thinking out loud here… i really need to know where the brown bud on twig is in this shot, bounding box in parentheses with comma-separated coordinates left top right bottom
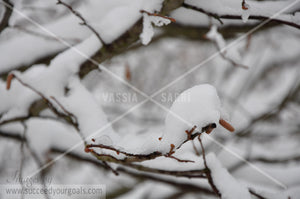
(6, 73, 14, 90)
(242, 1, 249, 10)
(219, 119, 235, 132)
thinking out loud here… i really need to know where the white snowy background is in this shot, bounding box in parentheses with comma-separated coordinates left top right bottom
(0, 0, 300, 198)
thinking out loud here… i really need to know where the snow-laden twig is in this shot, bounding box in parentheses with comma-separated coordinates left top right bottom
(205, 25, 249, 69)
(182, 2, 300, 29)
(198, 135, 221, 197)
(6, 73, 81, 133)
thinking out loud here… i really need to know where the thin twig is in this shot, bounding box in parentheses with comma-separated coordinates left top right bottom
(198, 135, 221, 197)
(56, 0, 106, 45)
(182, 3, 300, 30)
(166, 155, 195, 163)
(182, 3, 223, 25)
(19, 122, 26, 199)
(8, 74, 79, 131)
(50, 96, 79, 130)
(22, 123, 51, 199)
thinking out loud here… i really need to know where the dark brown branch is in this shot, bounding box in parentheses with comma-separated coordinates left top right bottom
(249, 189, 268, 199)
(19, 123, 26, 199)
(198, 135, 221, 197)
(7, 74, 79, 130)
(0, 129, 273, 198)
(0, 130, 25, 141)
(0, 115, 59, 126)
(118, 167, 214, 195)
(50, 96, 79, 130)
(166, 155, 195, 163)
(78, 0, 184, 78)
(0, 0, 13, 34)
(183, 3, 224, 25)
(182, 3, 300, 29)
(56, 0, 106, 45)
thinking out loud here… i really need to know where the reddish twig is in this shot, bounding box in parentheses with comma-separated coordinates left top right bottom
(140, 10, 176, 23)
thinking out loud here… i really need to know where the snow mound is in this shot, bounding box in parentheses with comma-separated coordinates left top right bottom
(159, 84, 221, 153)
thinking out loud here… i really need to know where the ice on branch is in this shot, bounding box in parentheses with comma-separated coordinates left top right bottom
(159, 84, 222, 154)
(140, 13, 171, 45)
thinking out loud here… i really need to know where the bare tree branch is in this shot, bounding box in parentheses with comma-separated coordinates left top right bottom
(56, 0, 106, 46)
(198, 135, 221, 197)
(0, 0, 13, 34)
(182, 3, 300, 30)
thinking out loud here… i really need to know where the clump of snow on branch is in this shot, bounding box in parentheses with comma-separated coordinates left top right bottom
(160, 84, 221, 153)
(140, 13, 171, 45)
(206, 25, 226, 50)
(241, 2, 251, 23)
(206, 25, 245, 67)
(0, 35, 101, 121)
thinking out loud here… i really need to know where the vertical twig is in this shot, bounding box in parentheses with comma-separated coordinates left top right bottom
(19, 122, 27, 199)
(0, 0, 13, 34)
(198, 135, 221, 198)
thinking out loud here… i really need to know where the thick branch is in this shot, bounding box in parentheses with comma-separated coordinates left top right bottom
(0, 0, 13, 34)
(78, 0, 184, 78)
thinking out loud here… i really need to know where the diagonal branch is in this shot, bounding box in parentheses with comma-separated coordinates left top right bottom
(0, 0, 13, 34)
(56, 0, 106, 46)
(6, 73, 81, 133)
